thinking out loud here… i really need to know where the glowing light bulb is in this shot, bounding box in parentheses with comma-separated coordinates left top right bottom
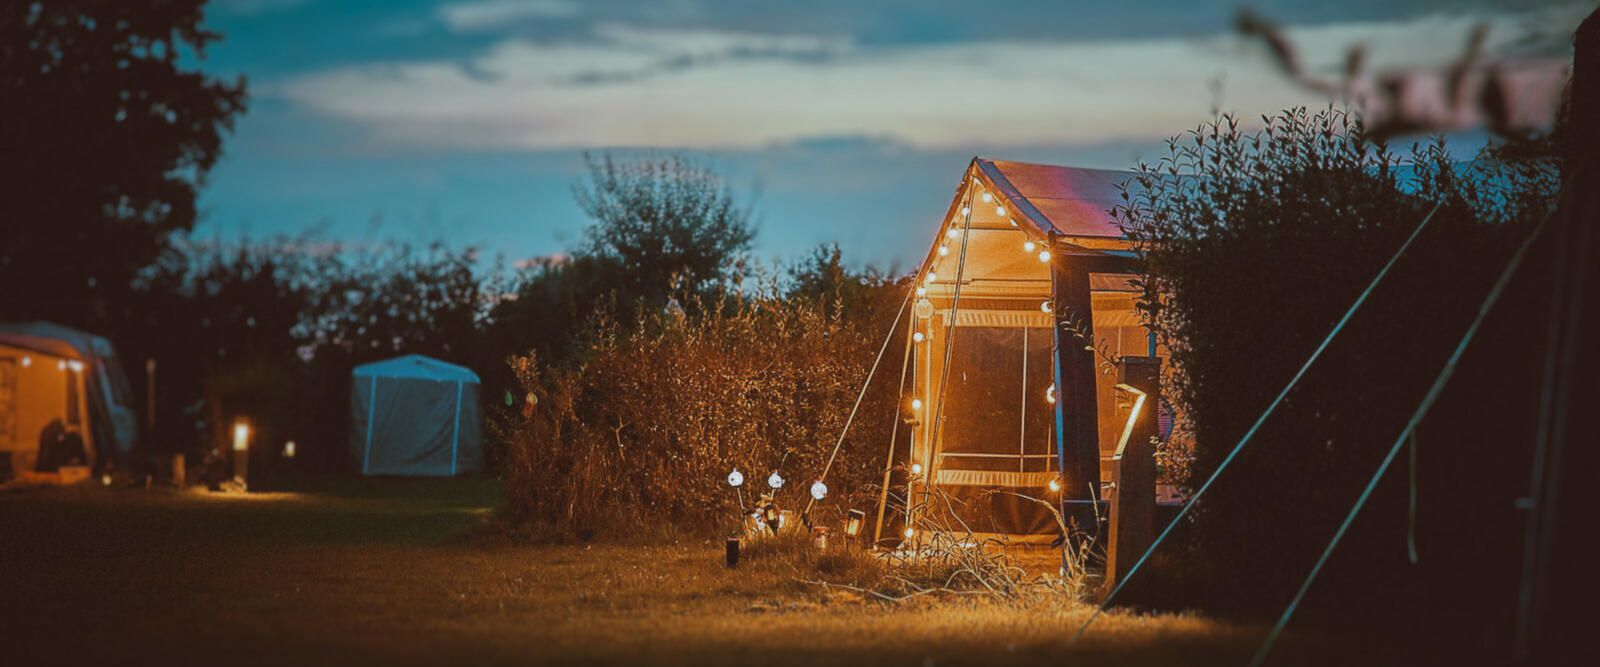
(1038, 250, 1052, 263)
(960, 206, 970, 218)
(1048, 478, 1062, 492)
(728, 469, 744, 487)
(1009, 218, 1019, 228)
(810, 480, 828, 501)
(995, 206, 1006, 217)
(19, 356, 30, 368)
(911, 398, 923, 410)
(925, 272, 937, 284)
(981, 192, 993, 203)
(1046, 384, 1056, 404)
(916, 286, 927, 297)
(946, 228, 959, 239)
(911, 463, 923, 475)
(904, 527, 916, 538)
(1023, 240, 1036, 252)
(938, 246, 949, 256)
(913, 331, 926, 343)
(768, 472, 785, 489)
(1041, 301, 1053, 314)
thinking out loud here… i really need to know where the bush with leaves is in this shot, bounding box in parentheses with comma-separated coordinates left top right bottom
(500, 270, 907, 540)
(1114, 106, 1559, 617)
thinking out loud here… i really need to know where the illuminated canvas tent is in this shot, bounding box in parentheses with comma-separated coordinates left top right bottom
(349, 354, 483, 476)
(887, 158, 1162, 544)
(0, 322, 139, 478)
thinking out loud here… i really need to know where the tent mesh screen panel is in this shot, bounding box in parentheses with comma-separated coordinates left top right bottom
(929, 325, 1058, 536)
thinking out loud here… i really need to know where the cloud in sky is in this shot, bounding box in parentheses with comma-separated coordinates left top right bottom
(436, 0, 583, 33)
(271, 8, 1573, 154)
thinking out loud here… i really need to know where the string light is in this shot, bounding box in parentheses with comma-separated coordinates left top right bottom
(904, 527, 916, 538)
(1041, 301, 1053, 314)
(1038, 250, 1052, 263)
(995, 206, 1006, 217)
(938, 246, 949, 256)
(911, 463, 923, 475)
(925, 272, 937, 284)
(1009, 218, 1019, 228)
(810, 480, 828, 501)
(981, 192, 993, 203)
(912, 331, 926, 343)
(960, 206, 971, 218)
(916, 286, 927, 297)
(946, 228, 959, 239)
(1023, 240, 1036, 252)
(1046, 384, 1056, 404)
(1048, 478, 1062, 492)
(911, 398, 923, 410)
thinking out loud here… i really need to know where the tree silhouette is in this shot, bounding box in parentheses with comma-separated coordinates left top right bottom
(0, 0, 246, 328)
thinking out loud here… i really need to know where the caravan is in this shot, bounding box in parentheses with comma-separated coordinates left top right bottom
(0, 322, 139, 480)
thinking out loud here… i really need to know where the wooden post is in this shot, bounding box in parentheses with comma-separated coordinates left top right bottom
(1050, 238, 1103, 539)
(1533, 8, 1598, 664)
(1108, 357, 1161, 587)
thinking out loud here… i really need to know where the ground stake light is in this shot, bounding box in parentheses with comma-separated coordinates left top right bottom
(767, 472, 784, 489)
(844, 510, 866, 538)
(728, 469, 744, 487)
(810, 480, 828, 501)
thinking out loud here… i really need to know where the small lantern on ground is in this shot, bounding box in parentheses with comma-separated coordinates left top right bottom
(844, 509, 866, 539)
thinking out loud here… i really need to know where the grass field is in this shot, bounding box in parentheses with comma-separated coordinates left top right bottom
(0, 477, 1432, 666)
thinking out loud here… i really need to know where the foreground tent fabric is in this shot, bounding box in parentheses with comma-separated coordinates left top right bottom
(349, 355, 483, 476)
(0, 321, 139, 477)
(890, 158, 1165, 543)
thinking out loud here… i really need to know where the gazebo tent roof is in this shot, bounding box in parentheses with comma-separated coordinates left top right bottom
(353, 354, 479, 383)
(975, 159, 1130, 240)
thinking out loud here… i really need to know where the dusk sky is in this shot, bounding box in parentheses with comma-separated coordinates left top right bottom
(195, 0, 1586, 271)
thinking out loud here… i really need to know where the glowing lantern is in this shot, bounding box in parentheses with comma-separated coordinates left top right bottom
(728, 469, 745, 487)
(844, 509, 866, 537)
(283, 441, 297, 458)
(768, 472, 785, 489)
(232, 421, 251, 452)
(810, 480, 828, 500)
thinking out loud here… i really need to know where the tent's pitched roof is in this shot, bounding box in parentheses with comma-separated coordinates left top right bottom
(0, 321, 110, 360)
(353, 354, 480, 383)
(976, 159, 1130, 239)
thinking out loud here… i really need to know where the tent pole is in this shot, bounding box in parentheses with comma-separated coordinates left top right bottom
(363, 376, 377, 475)
(873, 315, 917, 545)
(452, 380, 462, 476)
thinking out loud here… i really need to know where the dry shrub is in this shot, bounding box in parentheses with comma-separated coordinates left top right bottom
(500, 287, 902, 541)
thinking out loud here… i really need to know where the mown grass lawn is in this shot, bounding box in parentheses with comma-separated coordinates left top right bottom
(1, 477, 1427, 666)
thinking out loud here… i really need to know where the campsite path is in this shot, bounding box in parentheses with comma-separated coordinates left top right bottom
(0, 478, 1441, 666)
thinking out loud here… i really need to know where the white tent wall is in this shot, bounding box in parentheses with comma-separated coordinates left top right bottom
(348, 355, 484, 477)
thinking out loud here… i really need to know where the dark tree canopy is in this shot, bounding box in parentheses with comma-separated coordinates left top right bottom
(0, 0, 246, 327)
(572, 152, 755, 307)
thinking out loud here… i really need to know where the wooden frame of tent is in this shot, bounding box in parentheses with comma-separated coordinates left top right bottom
(875, 158, 1163, 547)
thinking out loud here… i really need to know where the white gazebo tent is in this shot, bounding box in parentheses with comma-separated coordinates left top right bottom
(349, 354, 483, 476)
